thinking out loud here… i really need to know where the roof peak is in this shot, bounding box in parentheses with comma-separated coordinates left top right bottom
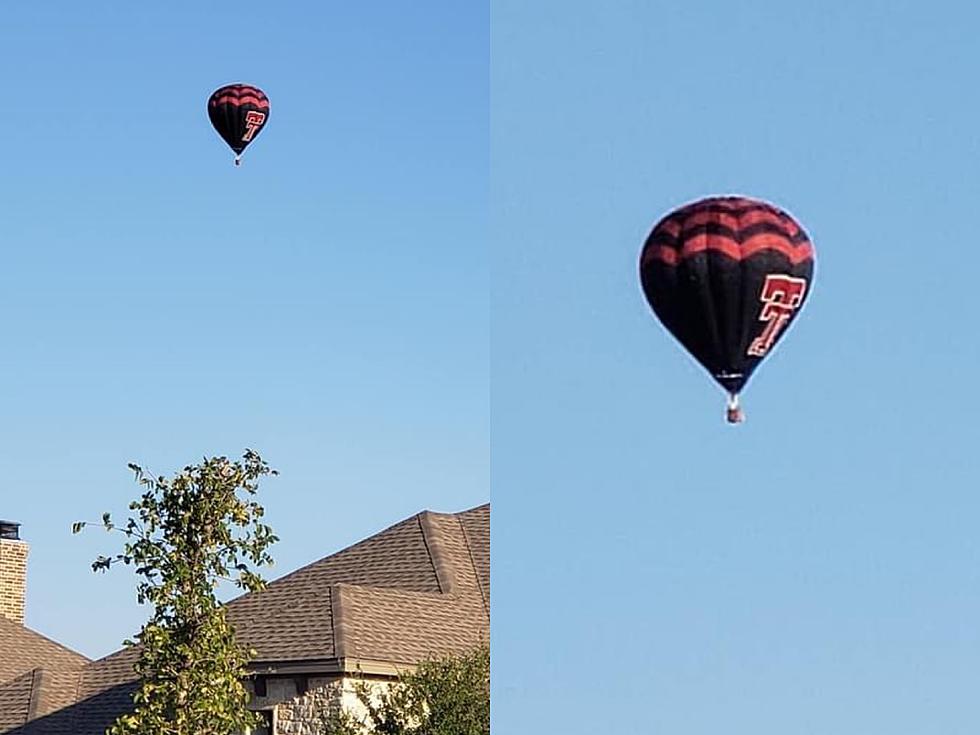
(418, 502, 489, 518)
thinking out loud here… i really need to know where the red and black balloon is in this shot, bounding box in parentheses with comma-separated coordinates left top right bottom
(639, 196, 815, 423)
(207, 84, 270, 165)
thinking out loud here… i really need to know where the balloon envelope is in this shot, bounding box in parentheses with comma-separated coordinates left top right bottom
(639, 196, 815, 400)
(207, 84, 270, 160)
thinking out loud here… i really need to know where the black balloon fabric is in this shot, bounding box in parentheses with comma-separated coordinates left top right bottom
(207, 84, 270, 161)
(639, 196, 815, 416)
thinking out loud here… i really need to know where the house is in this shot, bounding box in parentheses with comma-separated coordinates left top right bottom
(0, 504, 489, 734)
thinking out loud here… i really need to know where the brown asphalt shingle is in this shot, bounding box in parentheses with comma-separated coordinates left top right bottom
(0, 617, 89, 733)
(0, 617, 89, 687)
(2, 503, 489, 735)
(459, 504, 490, 610)
(0, 672, 34, 733)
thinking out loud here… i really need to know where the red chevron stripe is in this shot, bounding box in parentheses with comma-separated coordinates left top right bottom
(739, 234, 813, 261)
(210, 95, 270, 108)
(657, 211, 799, 239)
(670, 209, 801, 237)
(647, 234, 814, 266)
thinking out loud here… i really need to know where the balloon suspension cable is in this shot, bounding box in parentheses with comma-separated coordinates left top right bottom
(726, 393, 745, 424)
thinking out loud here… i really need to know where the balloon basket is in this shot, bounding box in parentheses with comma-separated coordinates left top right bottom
(725, 395, 744, 424)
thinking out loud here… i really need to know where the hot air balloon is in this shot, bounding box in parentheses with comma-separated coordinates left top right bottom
(207, 84, 270, 165)
(639, 196, 815, 423)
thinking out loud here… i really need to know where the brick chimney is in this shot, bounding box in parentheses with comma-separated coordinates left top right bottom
(0, 520, 28, 624)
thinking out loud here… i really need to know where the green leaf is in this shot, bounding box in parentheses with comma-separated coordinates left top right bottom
(86, 450, 279, 735)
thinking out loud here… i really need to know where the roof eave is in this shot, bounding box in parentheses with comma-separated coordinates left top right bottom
(247, 656, 413, 678)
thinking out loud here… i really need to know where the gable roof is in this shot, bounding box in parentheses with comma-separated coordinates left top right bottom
(0, 617, 89, 733)
(2, 503, 489, 735)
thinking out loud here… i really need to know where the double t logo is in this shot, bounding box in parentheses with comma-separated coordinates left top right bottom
(747, 274, 807, 357)
(242, 111, 267, 142)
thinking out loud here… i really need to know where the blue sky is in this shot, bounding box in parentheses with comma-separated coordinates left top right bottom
(5, 1, 980, 731)
(0, 2, 487, 659)
(493, 1, 980, 732)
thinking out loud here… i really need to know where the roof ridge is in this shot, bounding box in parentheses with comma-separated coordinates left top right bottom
(70, 660, 85, 732)
(421, 502, 489, 518)
(419, 511, 456, 595)
(457, 515, 489, 618)
(329, 584, 350, 660)
(221, 505, 489, 610)
(226, 509, 436, 605)
(25, 667, 43, 721)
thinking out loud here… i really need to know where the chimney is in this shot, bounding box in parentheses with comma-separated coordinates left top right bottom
(0, 520, 28, 625)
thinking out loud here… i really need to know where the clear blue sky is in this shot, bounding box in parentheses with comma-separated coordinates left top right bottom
(0, 2, 487, 659)
(493, 1, 980, 733)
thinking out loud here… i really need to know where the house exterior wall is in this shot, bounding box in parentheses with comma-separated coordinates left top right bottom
(0, 538, 28, 625)
(247, 676, 393, 735)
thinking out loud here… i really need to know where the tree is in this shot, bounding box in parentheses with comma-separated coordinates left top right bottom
(320, 644, 490, 735)
(74, 449, 278, 735)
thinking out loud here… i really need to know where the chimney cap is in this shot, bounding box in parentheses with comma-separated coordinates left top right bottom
(0, 521, 21, 540)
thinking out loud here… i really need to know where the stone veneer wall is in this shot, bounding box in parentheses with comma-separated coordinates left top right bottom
(0, 537, 28, 624)
(247, 675, 393, 735)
